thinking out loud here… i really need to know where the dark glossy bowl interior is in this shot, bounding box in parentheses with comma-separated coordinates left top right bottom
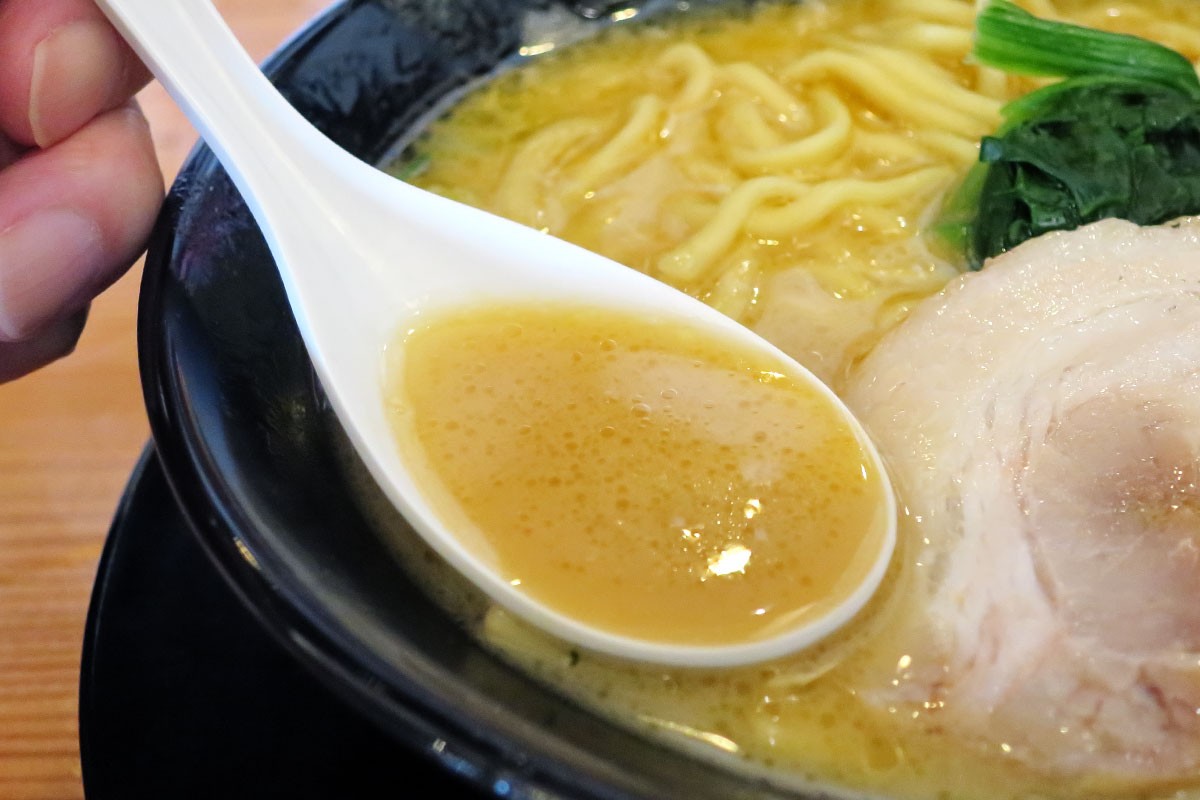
(139, 1, 799, 798)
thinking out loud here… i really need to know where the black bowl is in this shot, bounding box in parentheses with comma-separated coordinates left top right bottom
(138, 1, 794, 798)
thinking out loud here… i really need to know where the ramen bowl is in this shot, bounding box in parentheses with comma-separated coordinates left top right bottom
(138, 1, 799, 797)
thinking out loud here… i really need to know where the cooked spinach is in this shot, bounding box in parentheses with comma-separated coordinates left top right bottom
(937, 1, 1200, 269)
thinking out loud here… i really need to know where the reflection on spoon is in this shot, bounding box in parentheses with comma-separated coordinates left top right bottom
(95, 0, 896, 667)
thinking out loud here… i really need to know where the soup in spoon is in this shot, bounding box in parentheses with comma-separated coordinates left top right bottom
(386, 303, 892, 652)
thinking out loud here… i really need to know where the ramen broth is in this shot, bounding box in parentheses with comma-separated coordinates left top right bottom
(383, 0, 1200, 797)
(387, 305, 888, 647)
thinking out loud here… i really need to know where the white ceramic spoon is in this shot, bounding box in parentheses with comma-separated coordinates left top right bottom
(96, 0, 896, 667)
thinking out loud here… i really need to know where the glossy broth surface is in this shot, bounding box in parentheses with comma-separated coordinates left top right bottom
(387, 305, 887, 646)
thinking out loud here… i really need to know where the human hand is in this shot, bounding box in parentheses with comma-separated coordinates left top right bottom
(0, 0, 163, 383)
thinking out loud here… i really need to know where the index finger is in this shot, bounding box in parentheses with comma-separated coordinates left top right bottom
(0, 0, 151, 148)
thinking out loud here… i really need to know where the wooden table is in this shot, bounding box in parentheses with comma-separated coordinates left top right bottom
(0, 3, 331, 797)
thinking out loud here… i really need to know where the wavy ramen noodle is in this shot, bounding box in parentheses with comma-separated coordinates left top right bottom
(388, 1, 1200, 798)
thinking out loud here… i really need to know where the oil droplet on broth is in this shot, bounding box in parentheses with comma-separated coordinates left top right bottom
(386, 304, 888, 647)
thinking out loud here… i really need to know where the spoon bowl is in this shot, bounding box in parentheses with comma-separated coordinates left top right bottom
(97, 0, 896, 667)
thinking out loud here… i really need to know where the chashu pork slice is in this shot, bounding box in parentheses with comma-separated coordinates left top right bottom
(844, 217, 1200, 781)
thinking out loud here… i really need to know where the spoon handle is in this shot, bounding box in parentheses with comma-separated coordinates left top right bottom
(94, 0, 414, 343)
(96, 0, 350, 206)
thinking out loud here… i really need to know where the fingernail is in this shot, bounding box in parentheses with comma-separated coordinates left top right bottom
(0, 210, 103, 341)
(30, 21, 124, 148)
